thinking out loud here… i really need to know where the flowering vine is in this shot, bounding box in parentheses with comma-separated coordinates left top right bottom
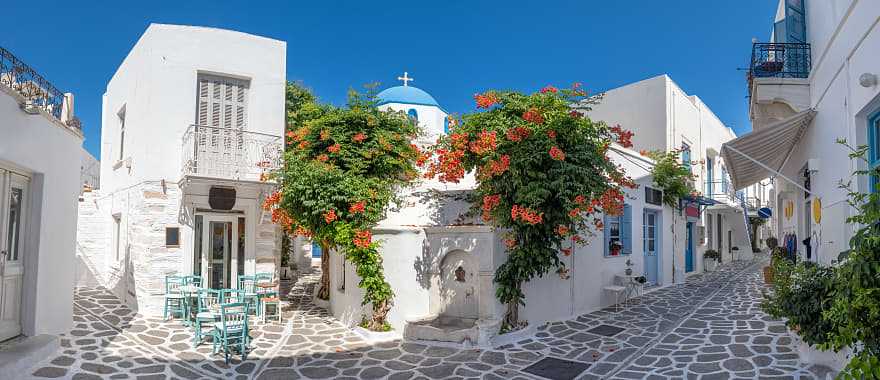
(426, 85, 636, 329)
(265, 83, 421, 331)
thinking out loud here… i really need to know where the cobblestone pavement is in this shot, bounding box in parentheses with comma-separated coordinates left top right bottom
(25, 258, 834, 379)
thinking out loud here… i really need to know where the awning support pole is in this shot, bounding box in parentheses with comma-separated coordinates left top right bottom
(724, 145, 812, 196)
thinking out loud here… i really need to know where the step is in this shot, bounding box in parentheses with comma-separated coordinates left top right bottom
(0, 334, 60, 378)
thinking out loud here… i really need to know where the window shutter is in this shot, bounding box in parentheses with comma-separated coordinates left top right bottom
(621, 204, 632, 254)
(603, 214, 611, 256)
(196, 74, 249, 129)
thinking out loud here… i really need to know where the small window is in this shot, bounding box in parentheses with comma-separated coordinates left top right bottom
(645, 187, 663, 206)
(407, 108, 419, 121)
(681, 143, 691, 171)
(117, 107, 126, 161)
(604, 204, 632, 257)
(165, 227, 180, 247)
(868, 110, 880, 193)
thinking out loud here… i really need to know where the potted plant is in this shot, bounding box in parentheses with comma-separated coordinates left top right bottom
(624, 258, 633, 276)
(704, 249, 720, 272)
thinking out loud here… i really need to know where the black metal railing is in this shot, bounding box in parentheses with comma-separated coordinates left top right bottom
(0, 46, 66, 121)
(749, 42, 811, 80)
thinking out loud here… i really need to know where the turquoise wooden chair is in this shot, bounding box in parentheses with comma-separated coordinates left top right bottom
(192, 288, 222, 348)
(254, 272, 277, 315)
(212, 302, 250, 364)
(238, 275, 259, 315)
(163, 275, 186, 320)
(184, 275, 203, 287)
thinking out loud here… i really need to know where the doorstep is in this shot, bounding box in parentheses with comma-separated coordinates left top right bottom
(0, 334, 60, 377)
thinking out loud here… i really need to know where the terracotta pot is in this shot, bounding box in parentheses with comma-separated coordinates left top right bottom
(763, 266, 774, 284)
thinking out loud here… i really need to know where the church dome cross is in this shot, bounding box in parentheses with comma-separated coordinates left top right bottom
(397, 72, 414, 87)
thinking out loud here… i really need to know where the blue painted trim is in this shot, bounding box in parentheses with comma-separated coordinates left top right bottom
(868, 109, 880, 192)
(377, 100, 449, 114)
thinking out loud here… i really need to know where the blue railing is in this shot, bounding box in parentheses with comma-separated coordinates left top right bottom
(749, 42, 811, 79)
(0, 46, 67, 123)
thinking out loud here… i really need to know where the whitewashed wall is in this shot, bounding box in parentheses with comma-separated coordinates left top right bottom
(773, 0, 880, 265)
(0, 86, 83, 336)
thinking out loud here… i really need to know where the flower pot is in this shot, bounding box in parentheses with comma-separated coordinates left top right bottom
(763, 266, 773, 284)
(705, 259, 717, 272)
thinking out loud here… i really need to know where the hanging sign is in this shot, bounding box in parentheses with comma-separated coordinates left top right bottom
(812, 198, 822, 224)
(784, 200, 794, 220)
(209, 186, 236, 210)
(758, 207, 772, 219)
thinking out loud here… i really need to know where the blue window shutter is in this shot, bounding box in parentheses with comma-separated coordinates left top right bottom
(621, 204, 632, 254)
(603, 214, 611, 257)
(408, 108, 419, 121)
(443, 118, 449, 134)
(785, 0, 806, 43)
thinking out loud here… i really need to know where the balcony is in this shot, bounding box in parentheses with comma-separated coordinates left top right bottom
(0, 46, 72, 127)
(181, 125, 282, 182)
(747, 43, 812, 130)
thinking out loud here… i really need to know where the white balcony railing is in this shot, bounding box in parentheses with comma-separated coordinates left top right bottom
(181, 125, 282, 182)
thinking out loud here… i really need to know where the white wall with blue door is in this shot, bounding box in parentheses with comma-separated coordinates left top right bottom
(519, 146, 678, 326)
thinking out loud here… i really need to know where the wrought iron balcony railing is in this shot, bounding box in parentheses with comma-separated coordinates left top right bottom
(749, 42, 811, 80)
(0, 46, 67, 123)
(705, 180, 763, 210)
(181, 125, 282, 182)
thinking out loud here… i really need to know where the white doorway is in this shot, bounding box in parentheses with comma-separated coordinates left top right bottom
(195, 214, 243, 289)
(0, 168, 28, 341)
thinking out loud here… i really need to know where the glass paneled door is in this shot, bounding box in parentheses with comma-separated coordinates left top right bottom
(643, 210, 660, 286)
(0, 169, 28, 341)
(196, 215, 241, 290)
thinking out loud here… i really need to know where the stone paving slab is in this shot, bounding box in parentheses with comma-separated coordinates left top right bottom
(23, 258, 835, 380)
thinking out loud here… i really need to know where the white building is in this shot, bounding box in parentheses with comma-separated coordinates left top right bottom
(588, 75, 765, 277)
(80, 147, 100, 190)
(313, 78, 679, 345)
(75, 24, 286, 316)
(0, 46, 84, 366)
(725, 0, 880, 266)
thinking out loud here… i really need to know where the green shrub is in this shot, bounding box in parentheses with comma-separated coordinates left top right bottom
(703, 249, 720, 260)
(762, 260, 835, 346)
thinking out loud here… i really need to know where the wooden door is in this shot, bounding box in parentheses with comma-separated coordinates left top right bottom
(0, 169, 28, 341)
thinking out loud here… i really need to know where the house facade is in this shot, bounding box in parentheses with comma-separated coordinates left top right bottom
(588, 75, 769, 277)
(725, 0, 880, 266)
(309, 80, 680, 342)
(0, 46, 84, 344)
(75, 24, 286, 316)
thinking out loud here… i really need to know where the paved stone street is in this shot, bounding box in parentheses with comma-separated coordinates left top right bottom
(24, 258, 834, 380)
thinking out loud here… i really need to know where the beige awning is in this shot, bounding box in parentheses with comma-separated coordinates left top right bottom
(721, 109, 816, 191)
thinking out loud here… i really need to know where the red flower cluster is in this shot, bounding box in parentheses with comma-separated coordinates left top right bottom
(479, 154, 510, 179)
(505, 127, 530, 142)
(474, 92, 500, 109)
(511, 205, 543, 225)
(297, 140, 310, 150)
(574, 195, 586, 205)
(504, 238, 517, 249)
(547, 130, 557, 139)
(294, 225, 312, 238)
(561, 247, 572, 256)
(540, 85, 558, 94)
(556, 225, 570, 236)
(598, 188, 625, 216)
(481, 194, 501, 221)
(549, 146, 566, 161)
(427, 148, 466, 183)
(353, 230, 372, 249)
(349, 201, 366, 214)
(353, 132, 367, 143)
(262, 191, 281, 211)
(323, 209, 338, 223)
(319, 129, 330, 141)
(568, 208, 581, 217)
(469, 130, 497, 155)
(569, 110, 582, 119)
(610, 124, 634, 148)
(288, 127, 310, 142)
(316, 154, 329, 162)
(327, 143, 341, 153)
(522, 108, 544, 124)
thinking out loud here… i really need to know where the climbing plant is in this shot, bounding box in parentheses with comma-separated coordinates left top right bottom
(264, 83, 423, 330)
(426, 85, 636, 329)
(641, 149, 696, 209)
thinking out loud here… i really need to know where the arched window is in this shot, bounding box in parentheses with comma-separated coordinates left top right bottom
(443, 117, 449, 134)
(407, 108, 419, 121)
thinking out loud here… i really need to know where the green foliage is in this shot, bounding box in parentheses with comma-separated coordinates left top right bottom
(762, 260, 836, 346)
(821, 140, 880, 377)
(269, 82, 422, 330)
(761, 140, 880, 376)
(427, 85, 634, 328)
(643, 150, 696, 208)
(703, 249, 720, 260)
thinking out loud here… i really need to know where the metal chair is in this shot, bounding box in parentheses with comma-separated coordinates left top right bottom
(192, 288, 222, 347)
(163, 275, 186, 320)
(212, 302, 250, 364)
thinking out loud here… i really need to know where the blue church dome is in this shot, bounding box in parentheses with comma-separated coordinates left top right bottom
(376, 86, 440, 107)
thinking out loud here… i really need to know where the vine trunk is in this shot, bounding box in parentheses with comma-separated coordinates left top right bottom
(316, 242, 331, 300)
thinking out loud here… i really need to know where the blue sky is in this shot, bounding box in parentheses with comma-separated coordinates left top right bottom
(2, 1, 776, 159)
